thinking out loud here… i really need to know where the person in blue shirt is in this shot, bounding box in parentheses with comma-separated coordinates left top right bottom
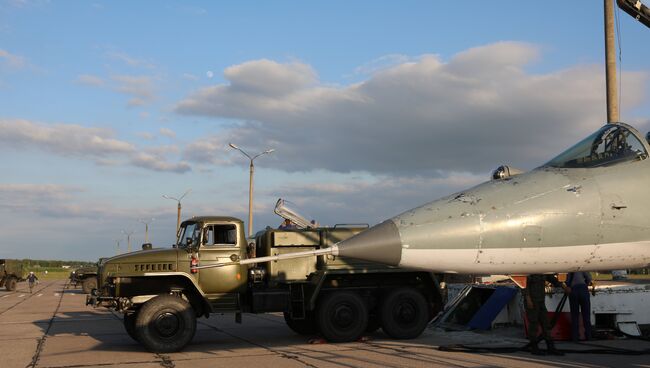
(566, 271, 594, 341)
(278, 219, 297, 229)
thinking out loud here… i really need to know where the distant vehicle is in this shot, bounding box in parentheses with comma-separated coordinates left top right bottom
(0, 259, 27, 291)
(87, 216, 443, 353)
(611, 269, 629, 281)
(70, 258, 107, 293)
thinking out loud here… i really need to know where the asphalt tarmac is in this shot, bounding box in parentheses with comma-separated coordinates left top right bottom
(2, 280, 649, 368)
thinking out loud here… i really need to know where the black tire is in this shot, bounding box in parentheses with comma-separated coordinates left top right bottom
(81, 277, 97, 294)
(135, 295, 196, 353)
(316, 292, 368, 343)
(5, 277, 16, 292)
(283, 311, 318, 335)
(380, 287, 429, 339)
(124, 312, 139, 342)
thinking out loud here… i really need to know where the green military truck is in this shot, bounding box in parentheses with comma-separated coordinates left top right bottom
(70, 264, 99, 294)
(0, 259, 27, 291)
(87, 216, 443, 353)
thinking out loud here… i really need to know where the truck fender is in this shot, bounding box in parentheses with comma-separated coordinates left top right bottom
(119, 272, 212, 317)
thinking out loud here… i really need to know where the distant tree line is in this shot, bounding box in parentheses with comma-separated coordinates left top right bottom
(9, 259, 96, 269)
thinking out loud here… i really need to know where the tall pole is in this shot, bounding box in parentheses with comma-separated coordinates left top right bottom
(139, 218, 154, 244)
(248, 160, 254, 238)
(229, 143, 274, 238)
(605, 0, 619, 123)
(115, 239, 121, 255)
(176, 202, 181, 233)
(163, 189, 191, 234)
(122, 230, 134, 253)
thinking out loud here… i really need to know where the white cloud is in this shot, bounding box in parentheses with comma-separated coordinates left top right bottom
(183, 73, 199, 81)
(76, 74, 104, 86)
(175, 42, 649, 175)
(263, 172, 487, 225)
(130, 152, 191, 173)
(354, 54, 413, 75)
(159, 127, 176, 138)
(0, 119, 134, 158)
(0, 119, 191, 174)
(0, 48, 27, 68)
(136, 131, 155, 140)
(111, 75, 156, 106)
(107, 51, 156, 69)
(182, 135, 231, 166)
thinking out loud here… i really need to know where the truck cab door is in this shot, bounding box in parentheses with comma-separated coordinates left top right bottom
(197, 222, 248, 311)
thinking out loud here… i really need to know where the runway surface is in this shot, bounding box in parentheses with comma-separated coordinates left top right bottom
(1, 279, 649, 368)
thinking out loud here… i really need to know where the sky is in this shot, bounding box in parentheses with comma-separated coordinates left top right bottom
(1, 0, 649, 261)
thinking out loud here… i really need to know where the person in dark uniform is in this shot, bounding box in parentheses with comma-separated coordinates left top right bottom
(524, 274, 569, 355)
(27, 271, 38, 293)
(566, 271, 594, 341)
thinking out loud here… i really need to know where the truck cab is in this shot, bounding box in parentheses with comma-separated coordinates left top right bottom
(177, 217, 249, 309)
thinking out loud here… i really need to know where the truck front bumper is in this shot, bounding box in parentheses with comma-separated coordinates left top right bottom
(86, 288, 118, 308)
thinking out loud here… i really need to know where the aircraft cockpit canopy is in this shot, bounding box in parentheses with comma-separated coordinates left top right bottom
(545, 124, 648, 168)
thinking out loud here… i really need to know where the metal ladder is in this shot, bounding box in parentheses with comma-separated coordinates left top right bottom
(289, 283, 306, 319)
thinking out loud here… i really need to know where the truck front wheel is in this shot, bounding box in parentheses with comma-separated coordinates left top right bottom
(135, 295, 196, 353)
(81, 277, 97, 294)
(317, 292, 368, 342)
(5, 277, 16, 291)
(283, 311, 317, 335)
(380, 287, 429, 339)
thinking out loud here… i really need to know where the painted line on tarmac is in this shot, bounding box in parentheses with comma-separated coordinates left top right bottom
(1, 294, 11, 298)
(0, 282, 59, 316)
(18, 294, 25, 298)
(27, 280, 69, 368)
(37, 293, 43, 297)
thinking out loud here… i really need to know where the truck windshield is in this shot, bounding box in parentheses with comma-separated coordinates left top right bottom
(545, 124, 648, 168)
(178, 222, 201, 248)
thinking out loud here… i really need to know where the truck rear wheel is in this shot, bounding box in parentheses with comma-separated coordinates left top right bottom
(135, 295, 196, 353)
(5, 277, 16, 291)
(123, 312, 139, 342)
(81, 277, 97, 294)
(317, 292, 368, 343)
(380, 287, 429, 339)
(283, 311, 317, 335)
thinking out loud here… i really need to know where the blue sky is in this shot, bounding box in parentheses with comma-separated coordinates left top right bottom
(1, 0, 649, 261)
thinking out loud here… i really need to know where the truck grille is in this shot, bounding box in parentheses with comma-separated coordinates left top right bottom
(134, 263, 174, 272)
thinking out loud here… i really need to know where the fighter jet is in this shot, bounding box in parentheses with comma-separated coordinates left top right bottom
(197, 122, 650, 274)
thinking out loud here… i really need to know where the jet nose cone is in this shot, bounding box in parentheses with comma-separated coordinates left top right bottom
(336, 220, 402, 266)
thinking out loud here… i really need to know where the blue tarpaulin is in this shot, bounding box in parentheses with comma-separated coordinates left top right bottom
(467, 286, 518, 330)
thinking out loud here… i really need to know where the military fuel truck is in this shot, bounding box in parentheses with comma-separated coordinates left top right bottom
(87, 216, 443, 353)
(0, 259, 27, 291)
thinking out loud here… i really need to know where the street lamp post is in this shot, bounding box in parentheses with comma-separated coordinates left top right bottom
(122, 230, 135, 253)
(163, 189, 191, 233)
(229, 143, 275, 238)
(115, 239, 121, 255)
(139, 218, 155, 244)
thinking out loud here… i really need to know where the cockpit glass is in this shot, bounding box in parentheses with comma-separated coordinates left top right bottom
(545, 125, 648, 168)
(178, 222, 200, 248)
